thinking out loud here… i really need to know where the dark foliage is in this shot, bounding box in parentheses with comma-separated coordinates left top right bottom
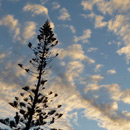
(0, 20, 63, 130)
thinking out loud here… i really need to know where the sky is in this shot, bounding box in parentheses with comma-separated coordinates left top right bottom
(0, 0, 130, 130)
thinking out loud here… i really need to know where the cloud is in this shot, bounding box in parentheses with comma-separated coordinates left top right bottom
(0, 56, 76, 130)
(121, 89, 130, 104)
(0, 17, 37, 44)
(102, 84, 121, 102)
(52, 120, 74, 130)
(0, 53, 6, 59)
(44, 59, 86, 129)
(108, 40, 121, 47)
(108, 15, 130, 63)
(46, 67, 130, 130)
(58, 8, 71, 20)
(81, 13, 107, 28)
(69, 25, 76, 33)
(81, 0, 130, 63)
(0, 80, 20, 102)
(87, 47, 98, 53)
(95, 15, 107, 28)
(81, 0, 94, 10)
(102, 0, 130, 14)
(110, 0, 130, 12)
(0, 14, 20, 40)
(63, 24, 76, 33)
(49, 21, 55, 30)
(52, 2, 60, 9)
(53, 44, 95, 63)
(0, 60, 27, 86)
(40, 0, 48, 5)
(53, 44, 86, 61)
(83, 83, 130, 130)
(22, 21, 36, 44)
(107, 69, 116, 74)
(86, 56, 95, 64)
(0, 53, 6, 64)
(91, 75, 104, 83)
(66, 61, 84, 82)
(95, 64, 104, 72)
(23, 4, 48, 16)
(108, 15, 126, 33)
(67, 44, 86, 60)
(50, 74, 130, 130)
(96, 0, 110, 14)
(128, 68, 130, 72)
(81, 0, 130, 14)
(84, 83, 99, 92)
(0, 62, 27, 113)
(81, 12, 95, 19)
(1, 46, 130, 130)
(74, 29, 91, 43)
(117, 45, 130, 63)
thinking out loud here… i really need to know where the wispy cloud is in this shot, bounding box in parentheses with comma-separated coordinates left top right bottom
(43, 57, 86, 129)
(108, 15, 130, 63)
(53, 44, 86, 61)
(23, 4, 48, 16)
(58, 8, 71, 20)
(87, 47, 98, 53)
(0, 53, 6, 59)
(0, 53, 6, 64)
(83, 83, 130, 130)
(128, 68, 130, 72)
(49, 21, 55, 30)
(1, 1, 130, 130)
(66, 61, 84, 82)
(63, 24, 76, 33)
(86, 56, 95, 64)
(107, 69, 116, 74)
(0, 14, 20, 41)
(91, 75, 104, 83)
(121, 89, 130, 104)
(0, 14, 19, 32)
(81, 0, 130, 63)
(81, 0, 130, 14)
(81, 0, 94, 10)
(98, 0, 130, 14)
(52, 2, 60, 10)
(81, 13, 107, 28)
(117, 45, 130, 63)
(22, 21, 36, 44)
(53, 44, 95, 64)
(95, 15, 107, 28)
(0, 16, 37, 44)
(74, 29, 91, 43)
(49, 60, 130, 130)
(95, 64, 104, 72)
(2, 57, 130, 130)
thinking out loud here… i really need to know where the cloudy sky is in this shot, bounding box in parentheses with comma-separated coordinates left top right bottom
(0, 0, 130, 130)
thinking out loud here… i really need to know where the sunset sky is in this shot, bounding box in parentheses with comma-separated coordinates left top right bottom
(0, 0, 130, 130)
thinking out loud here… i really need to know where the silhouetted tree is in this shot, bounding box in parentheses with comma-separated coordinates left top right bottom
(0, 20, 63, 130)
